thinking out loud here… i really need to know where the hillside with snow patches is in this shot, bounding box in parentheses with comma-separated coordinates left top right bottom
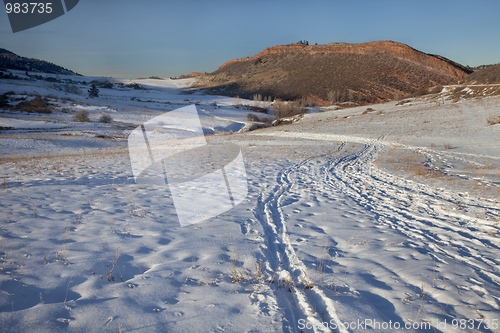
(0, 72, 500, 332)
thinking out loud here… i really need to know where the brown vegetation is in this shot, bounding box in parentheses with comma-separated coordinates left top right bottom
(467, 63, 500, 84)
(73, 110, 90, 122)
(14, 95, 53, 114)
(193, 41, 471, 104)
(487, 115, 500, 125)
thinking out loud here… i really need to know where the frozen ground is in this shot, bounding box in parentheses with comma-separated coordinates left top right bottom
(0, 74, 499, 332)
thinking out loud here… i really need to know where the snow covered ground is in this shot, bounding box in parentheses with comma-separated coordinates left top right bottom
(0, 74, 499, 332)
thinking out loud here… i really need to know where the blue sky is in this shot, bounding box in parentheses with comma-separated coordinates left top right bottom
(1, 0, 499, 78)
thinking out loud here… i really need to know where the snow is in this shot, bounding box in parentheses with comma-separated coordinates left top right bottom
(1, 73, 500, 332)
(0, 117, 68, 130)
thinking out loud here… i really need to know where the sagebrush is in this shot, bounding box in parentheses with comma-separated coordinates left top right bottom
(73, 110, 90, 122)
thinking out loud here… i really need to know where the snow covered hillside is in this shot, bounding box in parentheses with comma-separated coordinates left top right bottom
(0, 74, 499, 332)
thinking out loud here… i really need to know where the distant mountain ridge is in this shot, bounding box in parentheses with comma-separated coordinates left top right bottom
(193, 41, 472, 104)
(0, 48, 80, 76)
(466, 63, 500, 84)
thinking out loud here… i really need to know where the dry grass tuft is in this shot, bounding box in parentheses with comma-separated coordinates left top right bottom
(253, 259, 265, 284)
(106, 249, 121, 281)
(229, 264, 246, 283)
(381, 150, 444, 179)
(107, 218, 115, 233)
(487, 115, 500, 125)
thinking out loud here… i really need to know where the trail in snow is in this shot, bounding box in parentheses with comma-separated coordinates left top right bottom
(323, 141, 500, 291)
(252, 143, 348, 333)
(250, 133, 500, 332)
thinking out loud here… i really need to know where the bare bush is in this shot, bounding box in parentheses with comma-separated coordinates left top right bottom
(327, 90, 347, 104)
(99, 113, 113, 123)
(247, 113, 272, 124)
(261, 117, 273, 124)
(272, 99, 306, 119)
(53, 83, 80, 94)
(64, 84, 80, 94)
(247, 113, 260, 122)
(246, 105, 268, 113)
(73, 110, 90, 122)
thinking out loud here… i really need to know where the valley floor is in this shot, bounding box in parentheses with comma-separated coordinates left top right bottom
(0, 76, 499, 332)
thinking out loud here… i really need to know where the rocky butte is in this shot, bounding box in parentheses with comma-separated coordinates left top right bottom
(192, 41, 471, 104)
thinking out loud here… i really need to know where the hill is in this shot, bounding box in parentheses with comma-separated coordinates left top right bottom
(193, 41, 471, 104)
(0, 48, 80, 76)
(467, 63, 500, 84)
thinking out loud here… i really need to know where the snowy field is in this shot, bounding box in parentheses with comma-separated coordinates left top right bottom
(0, 74, 500, 332)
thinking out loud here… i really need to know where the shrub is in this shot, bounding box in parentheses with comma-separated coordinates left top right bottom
(64, 84, 80, 94)
(247, 113, 260, 122)
(271, 99, 306, 119)
(73, 110, 90, 122)
(261, 117, 273, 124)
(90, 80, 113, 89)
(51, 83, 79, 94)
(246, 105, 268, 113)
(14, 95, 53, 113)
(99, 113, 113, 123)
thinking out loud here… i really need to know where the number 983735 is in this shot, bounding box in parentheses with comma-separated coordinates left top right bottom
(6, 2, 53, 14)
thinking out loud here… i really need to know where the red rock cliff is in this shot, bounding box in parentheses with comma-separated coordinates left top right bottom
(218, 41, 468, 79)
